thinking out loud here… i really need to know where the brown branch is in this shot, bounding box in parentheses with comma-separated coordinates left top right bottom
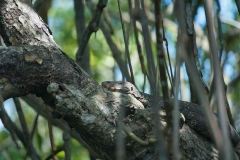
(133, 1, 156, 86)
(0, 98, 19, 149)
(173, 39, 183, 160)
(131, 2, 149, 86)
(117, 0, 135, 84)
(63, 130, 71, 160)
(13, 98, 40, 160)
(30, 113, 39, 140)
(100, 23, 131, 81)
(215, 0, 235, 129)
(155, 0, 172, 157)
(162, 23, 174, 96)
(45, 145, 64, 160)
(76, 0, 108, 71)
(103, 8, 114, 34)
(175, 0, 228, 157)
(86, 0, 131, 81)
(45, 104, 58, 160)
(185, 0, 209, 104)
(203, 0, 232, 158)
(235, 0, 240, 15)
(74, 0, 90, 74)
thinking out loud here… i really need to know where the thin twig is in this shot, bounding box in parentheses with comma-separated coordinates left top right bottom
(164, 60, 174, 96)
(63, 130, 71, 160)
(74, 0, 90, 74)
(131, 1, 150, 83)
(215, 0, 235, 128)
(134, 1, 168, 159)
(25, 109, 39, 160)
(175, 0, 226, 158)
(0, 106, 29, 148)
(122, 125, 156, 146)
(117, 0, 135, 85)
(216, 0, 224, 60)
(131, 0, 156, 87)
(100, 23, 131, 81)
(45, 145, 64, 160)
(14, 98, 40, 160)
(0, 99, 19, 149)
(116, 101, 126, 160)
(235, 0, 240, 15)
(103, 8, 114, 34)
(30, 113, 39, 140)
(163, 23, 174, 97)
(139, 0, 156, 87)
(77, 0, 108, 63)
(86, 0, 131, 81)
(155, 0, 173, 156)
(203, 0, 232, 158)
(185, 0, 209, 104)
(45, 104, 58, 160)
(173, 37, 183, 160)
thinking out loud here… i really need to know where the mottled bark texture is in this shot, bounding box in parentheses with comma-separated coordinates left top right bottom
(0, 0, 235, 159)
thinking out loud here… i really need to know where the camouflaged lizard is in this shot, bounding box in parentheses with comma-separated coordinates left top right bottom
(102, 81, 240, 155)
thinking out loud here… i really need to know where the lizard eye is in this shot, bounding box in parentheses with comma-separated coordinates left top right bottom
(131, 87, 133, 91)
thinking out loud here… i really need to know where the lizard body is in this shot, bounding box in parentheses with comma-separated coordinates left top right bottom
(101, 81, 240, 155)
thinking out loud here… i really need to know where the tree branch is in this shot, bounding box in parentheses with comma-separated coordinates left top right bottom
(0, 0, 238, 159)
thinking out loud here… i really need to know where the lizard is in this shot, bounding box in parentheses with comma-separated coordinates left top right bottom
(101, 81, 240, 156)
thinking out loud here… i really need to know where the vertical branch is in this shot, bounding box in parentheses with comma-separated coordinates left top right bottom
(131, 1, 149, 85)
(216, 0, 224, 60)
(116, 103, 126, 160)
(0, 99, 19, 149)
(173, 43, 182, 160)
(14, 98, 40, 160)
(203, 0, 232, 158)
(163, 28, 174, 96)
(185, 0, 209, 104)
(0, 105, 27, 147)
(103, 9, 114, 34)
(139, 0, 156, 87)
(74, 0, 91, 74)
(174, 0, 225, 158)
(235, 0, 240, 15)
(86, 0, 131, 81)
(76, 0, 108, 73)
(63, 130, 71, 160)
(30, 113, 39, 140)
(117, 0, 135, 84)
(155, 0, 173, 156)
(45, 104, 58, 160)
(215, 0, 235, 128)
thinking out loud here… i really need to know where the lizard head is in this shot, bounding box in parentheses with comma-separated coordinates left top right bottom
(101, 81, 135, 94)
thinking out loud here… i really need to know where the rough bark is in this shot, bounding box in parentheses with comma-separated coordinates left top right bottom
(0, 0, 237, 159)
